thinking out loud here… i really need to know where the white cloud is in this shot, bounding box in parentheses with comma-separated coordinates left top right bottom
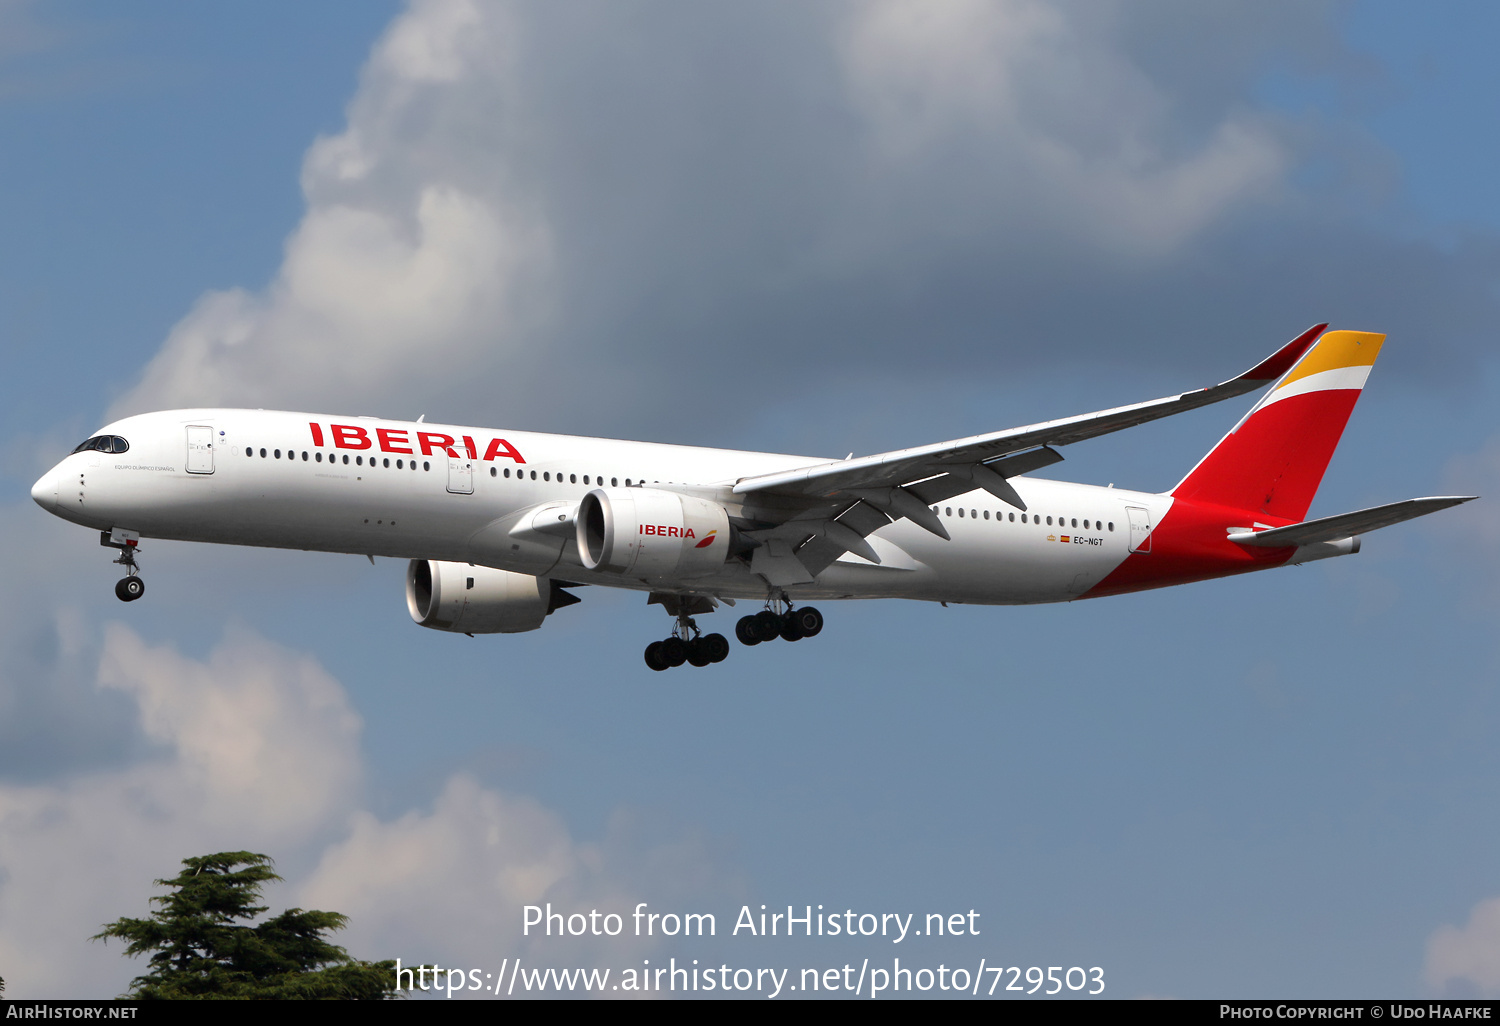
(108, 0, 1312, 431)
(0, 619, 722, 997)
(112, 0, 550, 421)
(298, 775, 675, 972)
(838, 0, 1287, 257)
(1426, 897, 1500, 996)
(0, 624, 362, 995)
(96, 624, 363, 835)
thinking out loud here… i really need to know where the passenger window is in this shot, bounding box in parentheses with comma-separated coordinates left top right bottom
(983, 510, 989, 520)
(274, 449, 281, 459)
(316, 452, 323, 462)
(570, 474, 577, 484)
(245, 447, 252, 457)
(490, 467, 496, 477)
(1009, 512, 1015, 522)
(1108, 522, 1114, 531)
(383, 458, 389, 468)
(395, 459, 402, 468)
(342, 455, 349, 465)
(1071, 518, 1077, 528)
(424, 461, 431, 471)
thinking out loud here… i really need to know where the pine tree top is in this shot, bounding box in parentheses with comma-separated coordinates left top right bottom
(93, 851, 397, 1000)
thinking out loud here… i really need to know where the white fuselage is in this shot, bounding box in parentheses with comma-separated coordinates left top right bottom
(32, 409, 1169, 605)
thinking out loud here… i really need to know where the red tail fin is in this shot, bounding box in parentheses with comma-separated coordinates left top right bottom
(1172, 330, 1384, 521)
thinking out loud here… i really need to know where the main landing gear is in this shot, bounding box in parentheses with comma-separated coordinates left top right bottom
(644, 614, 730, 671)
(640, 593, 824, 671)
(735, 600, 823, 646)
(102, 530, 145, 602)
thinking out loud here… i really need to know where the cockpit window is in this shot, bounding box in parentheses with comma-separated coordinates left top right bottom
(71, 435, 129, 455)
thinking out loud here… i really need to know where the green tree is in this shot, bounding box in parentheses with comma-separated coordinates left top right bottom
(93, 852, 398, 1000)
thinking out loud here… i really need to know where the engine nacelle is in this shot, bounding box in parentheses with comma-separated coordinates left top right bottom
(576, 487, 731, 579)
(407, 560, 562, 634)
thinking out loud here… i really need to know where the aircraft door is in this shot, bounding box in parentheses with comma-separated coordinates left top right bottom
(447, 455, 474, 495)
(186, 425, 215, 475)
(1125, 505, 1152, 553)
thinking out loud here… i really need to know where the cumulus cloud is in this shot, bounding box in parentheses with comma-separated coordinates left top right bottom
(114, 0, 1476, 445)
(115, 0, 550, 424)
(298, 776, 729, 973)
(839, 0, 1288, 257)
(0, 624, 361, 994)
(0, 621, 722, 997)
(1427, 897, 1500, 996)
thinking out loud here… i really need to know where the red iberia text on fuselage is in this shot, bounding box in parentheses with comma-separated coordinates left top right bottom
(311, 422, 526, 463)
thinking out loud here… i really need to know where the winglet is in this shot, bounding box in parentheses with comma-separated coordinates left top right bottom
(1236, 323, 1327, 384)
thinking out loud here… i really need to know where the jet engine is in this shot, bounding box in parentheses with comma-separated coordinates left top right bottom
(406, 560, 579, 634)
(576, 487, 731, 579)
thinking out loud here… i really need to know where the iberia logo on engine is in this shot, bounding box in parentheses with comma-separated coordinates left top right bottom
(639, 526, 719, 549)
(640, 525, 698, 540)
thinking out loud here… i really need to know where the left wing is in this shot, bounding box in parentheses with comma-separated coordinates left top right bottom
(728, 325, 1327, 584)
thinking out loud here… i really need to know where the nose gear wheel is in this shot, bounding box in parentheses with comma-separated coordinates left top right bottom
(102, 531, 146, 603)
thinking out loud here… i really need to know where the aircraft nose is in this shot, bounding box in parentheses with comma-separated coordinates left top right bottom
(31, 467, 58, 511)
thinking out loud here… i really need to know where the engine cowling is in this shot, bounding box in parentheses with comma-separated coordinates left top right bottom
(576, 487, 730, 579)
(406, 560, 564, 634)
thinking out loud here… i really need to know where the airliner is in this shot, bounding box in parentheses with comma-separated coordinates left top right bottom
(31, 325, 1473, 670)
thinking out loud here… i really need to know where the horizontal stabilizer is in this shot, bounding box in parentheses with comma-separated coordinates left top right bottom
(1227, 496, 1476, 548)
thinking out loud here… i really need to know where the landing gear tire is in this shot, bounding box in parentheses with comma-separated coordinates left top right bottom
(686, 638, 713, 667)
(779, 613, 805, 642)
(735, 616, 761, 646)
(644, 641, 668, 671)
(115, 576, 145, 602)
(754, 610, 782, 641)
(702, 633, 730, 663)
(659, 637, 687, 668)
(789, 606, 823, 637)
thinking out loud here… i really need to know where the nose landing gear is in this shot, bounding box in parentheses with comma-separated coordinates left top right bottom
(102, 530, 145, 602)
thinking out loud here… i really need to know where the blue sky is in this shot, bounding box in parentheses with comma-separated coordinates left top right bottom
(2, 0, 1499, 999)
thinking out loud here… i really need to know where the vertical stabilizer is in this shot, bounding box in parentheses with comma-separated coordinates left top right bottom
(1172, 330, 1384, 521)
